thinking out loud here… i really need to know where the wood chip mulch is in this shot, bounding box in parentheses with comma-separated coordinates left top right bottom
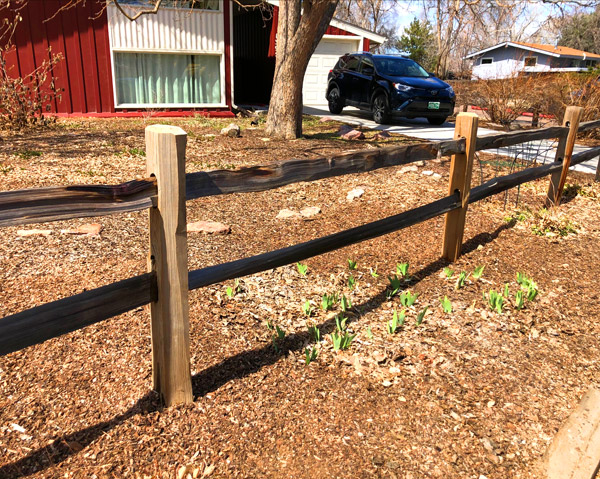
(1, 117, 600, 479)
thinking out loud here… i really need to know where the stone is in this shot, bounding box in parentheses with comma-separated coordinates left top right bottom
(342, 129, 365, 140)
(338, 124, 353, 135)
(319, 116, 335, 122)
(300, 206, 321, 217)
(374, 130, 391, 140)
(187, 220, 231, 234)
(432, 173, 442, 180)
(422, 170, 434, 176)
(61, 223, 103, 236)
(17, 229, 52, 236)
(398, 165, 418, 174)
(220, 123, 240, 137)
(347, 188, 365, 201)
(276, 209, 301, 219)
(415, 160, 426, 167)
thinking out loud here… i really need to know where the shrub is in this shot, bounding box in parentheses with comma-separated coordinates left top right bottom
(0, 46, 63, 129)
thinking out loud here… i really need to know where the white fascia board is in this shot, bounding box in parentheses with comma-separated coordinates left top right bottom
(464, 41, 561, 60)
(265, 0, 386, 44)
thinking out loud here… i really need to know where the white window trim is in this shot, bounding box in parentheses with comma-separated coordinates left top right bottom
(110, 49, 227, 109)
(523, 55, 538, 67)
(481, 57, 494, 65)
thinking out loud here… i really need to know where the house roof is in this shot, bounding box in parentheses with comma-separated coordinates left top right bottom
(266, 0, 386, 45)
(464, 41, 600, 60)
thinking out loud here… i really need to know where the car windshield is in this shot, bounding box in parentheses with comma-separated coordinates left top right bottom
(373, 58, 429, 78)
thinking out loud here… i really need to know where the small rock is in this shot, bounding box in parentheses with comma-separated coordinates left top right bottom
(17, 229, 52, 237)
(398, 165, 419, 174)
(342, 129, 365, 140)
(300, 206, 321, 218)
(276, 209, 301, 219)
(346, 188, 365, 201)
(338, 124, 353, 135)
(260, 138, 270, 142)
(432, 173, 442, 180)
(415, 160, 426, 167)
(203, 133, 216, 138)
(374, 130, 391, 139)
(187, 220, 230, 235)
(220, 123, 240, 137)
(61, 223, 103, 236)
(422, 170, 434, 176)
(487, 400, 496, 408)
(382, 380, 393, 387)
(319, 116, 335, 122)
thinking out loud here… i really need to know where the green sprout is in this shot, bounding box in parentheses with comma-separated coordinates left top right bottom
(331, 331, 356, 351)
(302, 300, 313, 317)
(387, 275, 402, 298)
(440, 296, 452, 314)
(455, 271, 469, 290)
(472, 265, 485, 280)
(396, 262, 409, 278)
(387, 309, 406, 334)
(335, 314, 348, 332)
(416, 306, 429, 326)
(370, 267, 379, 278)
(321, 293, 337, 311)
(308, 324, 321, 343)
(340, 294, 352, 312)
(366, 326, 374, 339)
(485, 290, 504, 314)
(347, 275, 356, 290)
(305, 347, 318, 365)
(399, 290, 418, 307)
(296, 262, 308, 276)
(515, 290, 525, 310)
(443, 267, 454, 279)
(348, 259, 357, 270)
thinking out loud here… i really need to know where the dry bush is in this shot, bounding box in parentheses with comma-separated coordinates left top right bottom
(0, 46, 63, 129)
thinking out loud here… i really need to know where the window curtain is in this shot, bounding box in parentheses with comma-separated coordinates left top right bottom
(114, 52, 221, 105)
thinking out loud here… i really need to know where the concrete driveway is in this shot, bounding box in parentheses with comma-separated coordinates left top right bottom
(303, 105, 599, 174)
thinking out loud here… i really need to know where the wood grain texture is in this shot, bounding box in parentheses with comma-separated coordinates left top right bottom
(475, 126, 568, 152)
(188, 193, 461, 290)
(570, 146, 600, 166)
(0, 179, 156, 227)
(469, 162, 563, 204)
(442, 113, 479, 262)
(0, 273, 156, 357)
(540, 388, 600, 479)
(146, 125, 193, 406)
(185, 139, 465, 200)
(578, 119, 600, 132)
(547, 107, 584, 207)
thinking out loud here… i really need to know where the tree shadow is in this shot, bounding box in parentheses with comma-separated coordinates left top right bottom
(0, 221, 514, 479)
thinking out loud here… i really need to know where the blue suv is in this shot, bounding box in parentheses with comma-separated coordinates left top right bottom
(326, 53, 455, 125)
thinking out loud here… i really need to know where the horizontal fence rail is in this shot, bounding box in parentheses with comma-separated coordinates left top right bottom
(188, 193, 462, 290)
(578, 119, 600, 133)
(0, 179, 156, 228)
(0, 273, 156, 356)
(475, 125, 568, 151)
(185, 140, 464, 200)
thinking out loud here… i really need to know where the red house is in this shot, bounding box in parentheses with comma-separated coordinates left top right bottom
(1, 0, 384, 117)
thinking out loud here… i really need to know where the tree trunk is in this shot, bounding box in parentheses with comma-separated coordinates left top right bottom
(265, 0, 338, 139)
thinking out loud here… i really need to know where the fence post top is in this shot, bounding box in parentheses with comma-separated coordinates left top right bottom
(145, 124, 187, 136)
(457, 112, 479, 120)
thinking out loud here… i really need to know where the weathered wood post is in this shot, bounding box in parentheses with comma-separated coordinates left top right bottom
(442, 112, 479, 262)
(546, 106, 583, 207)
(595, 155, 600, 182)
(146, 125, 193, 406)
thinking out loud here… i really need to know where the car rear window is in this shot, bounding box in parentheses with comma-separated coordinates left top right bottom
(373, 58, 429, 77)
(345, 56, 361, 72)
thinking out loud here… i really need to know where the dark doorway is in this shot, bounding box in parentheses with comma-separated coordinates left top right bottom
(232, 4, 276, 106)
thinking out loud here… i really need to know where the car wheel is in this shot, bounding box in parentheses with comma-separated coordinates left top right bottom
(372, 94, 390, 124)
(327, 87, 344, 114)
(427, 117, 447, 126)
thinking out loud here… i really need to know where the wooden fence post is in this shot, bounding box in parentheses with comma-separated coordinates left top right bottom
(546, 106, 583, 207)
(595, 155, 600, 182)
(442, 112, 479, 262)
(146, 125, 193, 406)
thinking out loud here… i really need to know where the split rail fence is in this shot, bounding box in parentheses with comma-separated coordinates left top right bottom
(1, 107, 599, 405)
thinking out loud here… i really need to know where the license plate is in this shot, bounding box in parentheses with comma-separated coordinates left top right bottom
(428, 102, 440, 110)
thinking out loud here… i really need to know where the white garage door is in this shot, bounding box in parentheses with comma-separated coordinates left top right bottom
(303, 38, 360, 106)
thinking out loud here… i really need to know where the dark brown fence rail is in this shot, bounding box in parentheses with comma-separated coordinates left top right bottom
(0, 108, 598, 406)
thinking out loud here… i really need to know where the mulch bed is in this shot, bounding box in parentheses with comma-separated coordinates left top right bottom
(1, 116, 600, 479)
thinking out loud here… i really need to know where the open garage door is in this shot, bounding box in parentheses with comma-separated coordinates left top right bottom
(303, 38, 360, 106)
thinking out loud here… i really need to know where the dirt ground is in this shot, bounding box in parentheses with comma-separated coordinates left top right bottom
(1, 116, 600, 479)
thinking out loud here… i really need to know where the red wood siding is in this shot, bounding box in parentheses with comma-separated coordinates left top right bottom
(325, 25, 354, 36)
(0, 0, 114, 114)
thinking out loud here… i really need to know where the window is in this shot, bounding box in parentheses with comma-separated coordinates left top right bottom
(360, 57, 375, 75)
(524, 57, 537, 67)
(345, 56, 361, 72)
(117, 0, 219, 10)
(481, 58, 493, 65)
(113, 52, 221, 106)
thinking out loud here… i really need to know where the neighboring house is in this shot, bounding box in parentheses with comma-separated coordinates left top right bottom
(0, 0, 384, 116)
(465, 41, 600, 80)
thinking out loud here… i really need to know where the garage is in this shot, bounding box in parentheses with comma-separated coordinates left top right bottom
(303, 38, 361, 106)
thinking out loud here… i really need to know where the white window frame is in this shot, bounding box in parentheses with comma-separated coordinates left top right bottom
(523, 56, 537, 67)
(481, 57, 494, 65)
(110, 48, 227, 109)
